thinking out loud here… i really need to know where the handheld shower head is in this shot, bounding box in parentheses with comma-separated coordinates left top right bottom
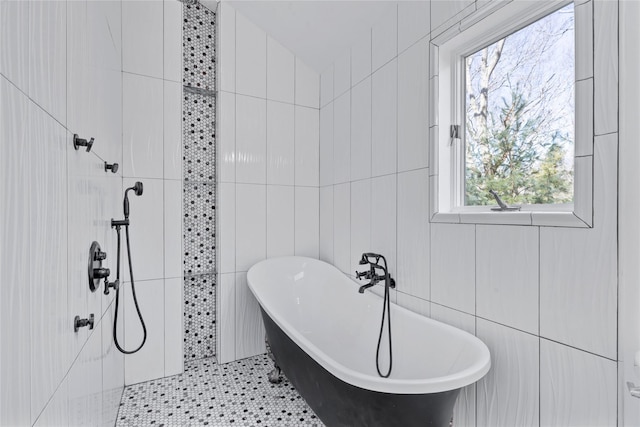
(129, 181, 143, 196)
(124, 181, 144, 219)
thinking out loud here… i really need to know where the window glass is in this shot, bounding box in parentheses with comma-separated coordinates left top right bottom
(464, 3, 575, 206)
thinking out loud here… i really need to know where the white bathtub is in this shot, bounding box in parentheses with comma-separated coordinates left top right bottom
(247, 256, 491, 426)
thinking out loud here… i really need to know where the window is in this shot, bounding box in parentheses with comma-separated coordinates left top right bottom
(463, 4, 575, 207)
(431, 0, 594, 227)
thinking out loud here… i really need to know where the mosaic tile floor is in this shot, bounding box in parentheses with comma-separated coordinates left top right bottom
(116, 354, 323, 426)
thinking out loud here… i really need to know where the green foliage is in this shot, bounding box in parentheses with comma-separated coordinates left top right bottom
(465, 86, 573, 206)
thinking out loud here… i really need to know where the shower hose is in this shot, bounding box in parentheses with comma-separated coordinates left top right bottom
(112, 224, 147, 354)
(376, 274, 393, 378)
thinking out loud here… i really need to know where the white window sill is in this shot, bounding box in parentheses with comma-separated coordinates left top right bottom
(431, 210, 591, 228)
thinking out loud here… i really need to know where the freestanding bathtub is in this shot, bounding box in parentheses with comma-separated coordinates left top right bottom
(247, 257, 491, 427)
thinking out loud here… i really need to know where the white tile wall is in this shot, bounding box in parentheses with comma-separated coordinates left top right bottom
(476, 319, 539, 427)
(594, 0, 618, 136)
(431, 224, 475, 314)
(476, 226, 539, 334)
(236, 95, 267, 184)
(371, 60, 397, 177)
(235, 273, 266, 358)
(235, 12, 266, 98)
(124, 279, 165, 385)
(217, 273, 236, 364)
(540, 339, 617, 426)
(333, 93, 351, 184)
(320, 65, 334, 107)
(295, 58, 320, 108)
(350, 179, 372, 275)
(235, 184, 267, 271)
(164, 278, 184, 377)
(218, 182, 236, 273)
(370, 175, 397, 277)
(351, 32, 371, 87)
(398, 40, 429, 172)
(320, 103, 334, 186)
(123, 73, 164, 179)
(218, 91, 236, 183)
(295, 106, 320, 186)
(267, 101, 295, 185)
(371, 3, 397, 72)
(319, 186, 334, 263)
(333, 183, 351, 274)
(122, 0, 163, 79)
(164, 180, 183, 279)
(350, 78, 372, 181)
(334, 50, 351, 99)
(218, 2, 235, 93)
(398, 1, 430, 54)
(267, 37, 295, 104)
(29, 0, 67, 125)
(1, 0, 181, 421)
(266, 185, 295, 258)
(295, 187, 320, 258)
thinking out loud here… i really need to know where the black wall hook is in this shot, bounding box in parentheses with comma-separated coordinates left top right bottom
(73, 134, 94, 152)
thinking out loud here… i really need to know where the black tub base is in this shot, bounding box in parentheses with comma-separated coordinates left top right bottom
(261, 308, 460, 427)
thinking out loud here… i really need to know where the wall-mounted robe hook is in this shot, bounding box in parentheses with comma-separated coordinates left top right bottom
(104, 162, 119, 173)
(73, 134, 94, 152)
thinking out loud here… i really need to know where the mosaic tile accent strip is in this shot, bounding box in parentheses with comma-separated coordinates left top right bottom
(184, 274, 216, 360)
(116, 355, 323, 427)
(183, 3, 216, 91)
(183, 182, 216, 276)
(183, 91, 216, 183)
(183, 1, 217, 362)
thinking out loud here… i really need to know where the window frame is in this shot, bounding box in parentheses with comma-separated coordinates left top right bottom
(429, 0, 594, 228)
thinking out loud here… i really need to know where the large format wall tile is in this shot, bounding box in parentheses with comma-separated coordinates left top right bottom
(372, 3, 397, 72)
(333, 183, 351, 274)
(217, 273, 236, 364)
(236, 11, 266, 98)
(123, 279, 165, 385)
(29, 103, 70, 422)
(101, 300, 124, 427)
(267, 101, 295, 185)
(218, 91, 236, 183)
(33, 375, 69, 427)
(320, 65, 334, 107)
(295, 106, 320, 187)
(351, 33, 371, 87)
(477, 319, 539, 427)
(235, 273, 266, 359)
(319, 103, 334, 186)
(295, 57, 319, 108)
(295, 187, 320, 258)
(398, 40, 429, 172)
(398, 1, 430, 53)
(164, 278, 184, 377)
(431, 223, 475, 314)
(333, 93, 351, 184)
(69, 326, 103, 426)
(396, 169, 430, 300)
(540, 134, 617, 359)
(0, 77, 31, 427)
(236, 95, 267, 184)
(0, 0, 29, 92)
(334, 50, 351, 98)
(266, 185, 295, 258)
(476, 225, 539, 334)
(319, 186, 334, 264)
(540, 339, 616, 426)
(350, 179, 372, 275)
(235, 184, 266, 271)
(29, 0, 66, 125)
(371, 60, 397, 177)
(370, 175, 397, 276)
(122, 0, 163, 79)
(350, 78, 372, 181)
(164, 0, 183, 83)
(123, 73, 164, 179)
(267, 36, 294, 104)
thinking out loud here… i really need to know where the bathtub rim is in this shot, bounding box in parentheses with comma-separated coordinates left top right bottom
(247, 256, 491, 395)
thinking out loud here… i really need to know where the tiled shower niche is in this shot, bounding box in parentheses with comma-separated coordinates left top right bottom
(183, 2, 217, 361)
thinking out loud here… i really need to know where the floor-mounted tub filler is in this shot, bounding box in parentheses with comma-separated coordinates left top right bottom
(247, 257, 491, 427)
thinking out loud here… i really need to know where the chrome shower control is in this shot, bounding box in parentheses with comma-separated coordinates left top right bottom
(74, 314, 95, 332)
(88, 241, 110, 292)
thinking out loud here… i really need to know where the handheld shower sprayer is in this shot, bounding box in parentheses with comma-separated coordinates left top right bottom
(110, 181, 147, 354)
(123, 181, 143, 220)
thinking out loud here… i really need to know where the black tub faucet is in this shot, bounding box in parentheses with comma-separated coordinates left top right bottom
(355, 253, 395, 293)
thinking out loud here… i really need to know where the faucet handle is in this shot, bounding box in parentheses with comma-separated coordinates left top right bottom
(356, 270, 372, 280)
